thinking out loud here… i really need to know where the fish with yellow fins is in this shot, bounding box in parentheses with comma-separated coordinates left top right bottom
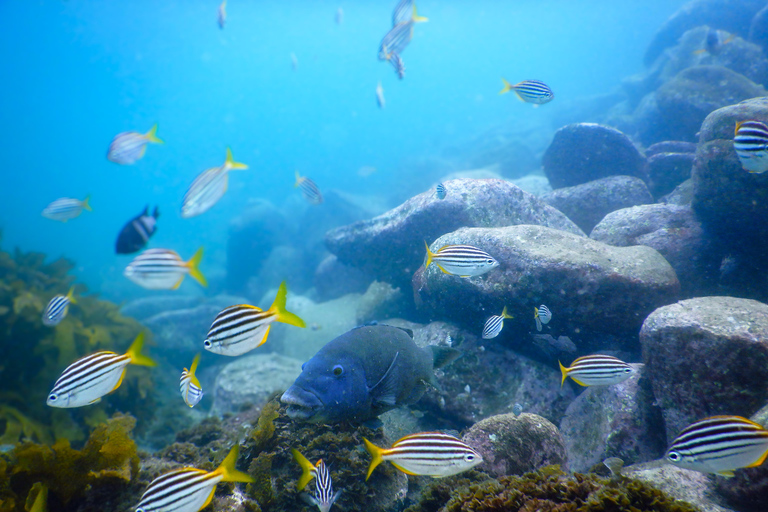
(499, 79, 554, 105)
(42, 195, 92, 222)
(42, 286, 76, 327)
(107, 124, 163, 164)
(559, 354, 634, 387)
(292, 449, 341, 512)
(124, 247, 207, 290)
(424, 241, 499, 278)
(182, 148, 248, 218)
(180, 353, 204, 407)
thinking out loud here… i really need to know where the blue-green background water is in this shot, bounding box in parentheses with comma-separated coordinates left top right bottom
(0, 0, 686, 301)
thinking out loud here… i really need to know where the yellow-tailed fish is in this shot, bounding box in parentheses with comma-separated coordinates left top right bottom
(734, 120, 768, 174)
(134, 445, 253, 512)
(499, 79, 554, 105)
(204, 281, 306, 356)
(378, 4, 427, 60)
(534, 304, 552, 332)
(47, 332, 156, 408)
(424, 241, 499, 278)
(295, 171, 323, 204)
(42, 287, 76, 327)
(107, 124, 163, 165)
(481, 306, 512, 339)
(42, 195, 91, 222)
(181, 148, 248, 218)
(180, 353, 204, 407)
(124, 247, 207, 290)
(218, 0, 226, 29)
(364, 432, 482, 480)
(292, 449, 340, 512)
(559, 354, 634, 387)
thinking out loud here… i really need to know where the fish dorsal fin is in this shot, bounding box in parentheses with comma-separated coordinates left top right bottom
(370, 351, 399, 406)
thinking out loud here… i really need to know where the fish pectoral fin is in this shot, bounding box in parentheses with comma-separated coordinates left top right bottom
(716, 470, 735, 477)
(370, 351, 400, 406)
(390, 461, 419, 476)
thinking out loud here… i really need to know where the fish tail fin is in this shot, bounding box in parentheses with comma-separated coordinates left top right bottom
(499, 78, 512, 95)
(217, 445, 254, 483)
(412, 4, 428, 22)
(430, 345, 461, 369)
(294, 170, 304, 187)
(363, 438, 384, 481)
(291, 448, 316, 490)
(501, 306, 513, 319)
(269, 281, 306, 328)
(187, 247, 208, 287)
(225, 147, 248, 170)
(424, 241, 435, 268)
(558, 361, 568, 387)
(145, 124, 163, 143)
(82, 195, 92, 211)
(66, 286, 77, 305)
(126, 332, 157, 367)
(188, 352, 202, 387)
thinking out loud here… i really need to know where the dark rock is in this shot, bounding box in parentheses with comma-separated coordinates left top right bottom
(590, 204, 718, 297)
(660, 178, 694, 206)
(462, 413, 567, 477)
(640, 297, 768, 441)
(325, 179, 583, 290)
(416, 225, 680, 347)
(542, 123, 647, 189)
(655, 66, 767, 142)
(559, 365, 666, 473)
(644, 0, 766, 66)
(698, 96, 768, 143)
(314, 254, 373, 302)
(647, 141, 698, 156)
(540, 176, 653, 233)
(749, 5, 768, 55)
(647, 152, 696, 198)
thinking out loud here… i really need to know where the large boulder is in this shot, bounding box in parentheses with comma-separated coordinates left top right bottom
(647, 152, 695, 199)
(698, 96, 768, 142)
(640, 297, 768, 441)
(542, 123, 647, 189)
(415, 225, 680, 347)
(325, 179, 583, 290)
(590, 204, 718, 297)
(540, 175, 653, 234)
(558, 365, 666, 473)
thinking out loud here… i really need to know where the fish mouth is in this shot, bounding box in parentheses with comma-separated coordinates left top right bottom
(281, 386, 323, 421)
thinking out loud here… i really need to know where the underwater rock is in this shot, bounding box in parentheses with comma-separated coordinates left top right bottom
(314, 254, 373, 301)
(640, 297, 768, 442)
(540, 175, 653, 233)
(559, 365, 666, 473)
(647, 141, 698, 156)
(698, 96, 768, 143)
(643, 0, 766, 67)
(211, 353, 303, 416)
(660, 178, 695, 206)
(590, 204, 718, 298)
(647, 152, 696, 199)
(120, 295, 203, 322)
(509, 174, 552, 196)
(655, 65, 767, 142)
(462, 412, 567, 477)
(416, 225, 679, 345)
(542, 123, 647, 189)
(325, 178, 583, 290)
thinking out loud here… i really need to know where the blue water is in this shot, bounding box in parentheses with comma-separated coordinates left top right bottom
(0, 0, 686, 301)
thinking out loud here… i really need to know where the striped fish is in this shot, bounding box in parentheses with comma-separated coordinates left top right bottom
(389, 51, 406, 79)
(482, 306, 513, 339)
(379, 4, 428, 62)
(392, 0, 414, 26)
(295, 171, 323, 204)
(559, 354, 634, 387)
(181, 148, 248, 218)
(424, 242, 499, 278)
(499, 79, 554, 105)
(180, 353, 204, 408)
(204, 281, 306, 356)
(734, 120, 768, 174)
(292, 448, 342, 512)
(107, 124, 163, 165)
(217, 0, 226, 29)
(42, 195, 91, 222)
(47, 332, 156, 408)
(534, 305, 552, 332)
(42, 287, 76, 327)
(134, 445, 253, 512)
(666, 415, 768, 477)
(124, 247, 207, 290)
(435, 183, 446, 200)
(363, 432, 482, 479)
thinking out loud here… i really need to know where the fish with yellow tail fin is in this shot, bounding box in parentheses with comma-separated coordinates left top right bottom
(181, 147, 248, 218)
(424, 241, 498, 278)
(363, 432, 482, 480)
(135, 445, 253, 512)
(204, 281, 305, 356)
(559, 354, 634, 387)
(734, 120, 768, 174)
(499, 79, 554, 105)
(107, 124, 163, 165)
(534, 304, 552, 332)
(378, 4, 428, 60)
(295, 171, 324, 204)
(666, 415, 768, 477)
(124, 247, 207, 290)
(180, 353, 204, 407)
(42, 286, 77, 326)
(481, 306, 513, 339)
(47, 332, 156, 408)
(42, 195, 91, 222)
(291, 449, 340, 511)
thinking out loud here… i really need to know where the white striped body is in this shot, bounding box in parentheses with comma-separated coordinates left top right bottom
(124, 249, 190, 290)
(135, 467, 222, 512)
(482, 308, 510, 339)
(304, 460, 339, 512)
(426, 244, 499, 278)
(435, 183, 446, 200)
(180, 370, 204, 408)
(108, 132, 150, 165)
(380, 432, 482, 478)
(560, 355, 634, 387)
(47, 351, 130, 408)
(392, 0, 413, 25)
(41, 197, 88, 222)
(734, 120, 768, 174)
(43, 294, 71, 326)
(296, 174, 323, 204)
(379, 22, 414, 60)
(534, 305, 552, 332)
(666, 415, 768, 476)
(507, 80, 554, 105)
(203, 305, 273, 356)
(181, 166, 229, 218)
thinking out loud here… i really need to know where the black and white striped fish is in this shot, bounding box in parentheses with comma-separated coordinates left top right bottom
(559, 354, 634, 387)
(424, 242, 499, 278)
(134, 445, 253, 512)
(42, 195, 91, 222)
(389, 51, 406, 79)
(124, 247, 207, 290)
(534, 304, 552, 332)
(181, 148, 248, 218)
(378, 4, 426, 61)
(47, 332, 156, 408)
(482, 306, 512, 339)
(204, 281, 305, 356)
(292, 449, 341, 512)
(107, 124, 163, 165)
(435, 183, 446, 200)
(392, 0, 414, 26)
(42, 287, 76, 327)
(295, 171, 323, 204)
(499, 79, 554, 105)
(180, 353, 204, 408)
(734, 120, 768, 174)
(666, 415, 768, 477)
(363, 431, 482, 479)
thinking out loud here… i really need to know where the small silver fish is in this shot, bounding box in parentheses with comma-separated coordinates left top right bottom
(734, 120, 768, 174)
(534, 305, 552, 332)
(180, 353, 204, 408)
(124, 248, 207, 290)
(42, 287, 76, 327)
(335, 7, 343, 25)
(42, 196, 91, 222)
(295, 171, 323, 204)
(559, 355, 634, 387)
(182, 148, 248, 218)
(482, 306, 513, 339)
(512, 403, 523, 416)
(603, 457, 625, 476)
(389, 52, 406, 79)
(424, 242, 499, 278)
(107, 124, 163, 164)
(376, 81, 385, 109)
(218, 0, 227, 29)
(499, 79, 554, 105)
(436, 183, 446, 200)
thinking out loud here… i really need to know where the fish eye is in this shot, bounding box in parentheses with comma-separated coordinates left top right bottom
(464, 454, 476, 462)
(667, 451, 680, 462)
(486, 259, 494, 264)
(204, 340, 212, 348)
(48, 393, 57, 402)
(332, 365, 344, 377)
(624, 367, 632, 373)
